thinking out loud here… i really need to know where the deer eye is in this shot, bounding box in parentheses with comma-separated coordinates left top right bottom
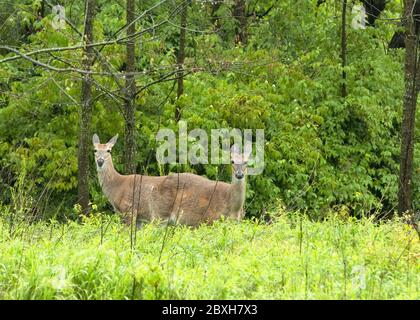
(106, 149, 111, 153)
(94, 149, 98, 153)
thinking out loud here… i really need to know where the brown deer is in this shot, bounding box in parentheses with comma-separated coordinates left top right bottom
(92, 134, 250, 226)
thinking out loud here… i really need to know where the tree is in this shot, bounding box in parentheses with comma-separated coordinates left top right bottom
(398, 0, 418, 214)
(340, 0, 347, 97)
(389, 1, 420, 48)
(175, 0, 188, 122)
(233, 0, 248, 45)
(77, 0, 96, 215)
(123, 0, 137, 174)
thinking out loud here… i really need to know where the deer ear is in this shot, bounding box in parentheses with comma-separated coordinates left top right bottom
(92, 134, 100, 145)
(107, 134, 119, 148)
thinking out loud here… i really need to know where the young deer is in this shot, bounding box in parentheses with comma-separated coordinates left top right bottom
(93, 134, 250, 226)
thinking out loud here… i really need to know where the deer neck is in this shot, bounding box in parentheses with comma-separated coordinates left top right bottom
(229, 175, 246, 213)
(97, 159, 123, 200)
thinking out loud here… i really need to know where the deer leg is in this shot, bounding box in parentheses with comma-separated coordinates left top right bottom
(121, 211, 136, 225)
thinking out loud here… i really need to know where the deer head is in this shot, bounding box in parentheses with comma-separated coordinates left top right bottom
(230, 143, 252, 182)
(92, 134, 118, 171)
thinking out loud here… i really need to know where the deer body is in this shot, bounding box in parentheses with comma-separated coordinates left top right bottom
(93, 134, 248, 226)
(161, 172, 246, 225)
(96, 159, 173, 223)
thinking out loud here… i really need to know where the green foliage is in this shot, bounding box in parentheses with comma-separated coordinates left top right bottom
(0, 0, 418, 219)
(0, 212, 417, 299)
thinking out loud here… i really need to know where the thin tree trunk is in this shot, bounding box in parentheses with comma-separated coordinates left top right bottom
(123, 0, 137, 174)
(77, 0, 95, 215)
(233, 0, 248, 45)
(176, 0, 188, 122)
(398, 0, 418, 214)
(210, 0, 222, 26)
(38, 0, 45, 19)
(340, 0, 347, 97)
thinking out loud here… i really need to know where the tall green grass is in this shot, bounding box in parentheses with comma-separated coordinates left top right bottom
(0, 210, 418, 299)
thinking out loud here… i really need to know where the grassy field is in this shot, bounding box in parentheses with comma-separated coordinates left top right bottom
(0, 211, 418, 300)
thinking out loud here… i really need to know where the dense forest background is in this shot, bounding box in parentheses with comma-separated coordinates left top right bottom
(0, 0, 419, 221)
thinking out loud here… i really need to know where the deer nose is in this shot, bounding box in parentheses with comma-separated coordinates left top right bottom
(236, 172, 244, 180)
(97, 158, 105, 167)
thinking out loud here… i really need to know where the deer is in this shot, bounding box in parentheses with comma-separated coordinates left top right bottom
(165, 143, 251, 225)
(92, 134, 251, 226)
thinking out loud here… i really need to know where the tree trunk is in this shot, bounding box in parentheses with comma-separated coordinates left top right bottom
(340, 0, 347, 97)
(123, 0, 137, 174)
(210, 0, 222, 26)
(77, 0, 95, 215)
(398, 0, 418, 214)
(38, 0, 45, 19)
(233, 0, 248, 45)
(176, 0, 188, 122)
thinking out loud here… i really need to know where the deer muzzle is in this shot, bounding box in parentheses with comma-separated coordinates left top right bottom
(97, 158, 105, 168)
(235, 172, 244, 180)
